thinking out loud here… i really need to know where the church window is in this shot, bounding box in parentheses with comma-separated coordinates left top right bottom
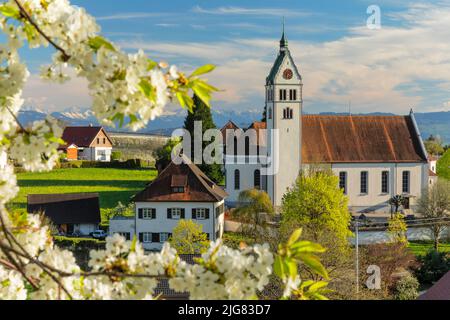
(283, 108, 293, 119)
(381, 171, 389, 193)
(289, 89, 297, 101)
(268, 108, 272, 119)
(339, 172, 347, 194)
(279, 89, 287, 101)
(254, 170, 261, 189)
(234, 170, 240, 190)
(245, 136, 250, 163)
(402, 171, 410, 194)
(360, 171, 368, 194)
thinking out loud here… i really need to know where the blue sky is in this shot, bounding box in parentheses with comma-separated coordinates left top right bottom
(12, 0, 450, 115)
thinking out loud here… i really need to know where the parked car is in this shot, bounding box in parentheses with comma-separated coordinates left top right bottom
(91, 230, 108, 239)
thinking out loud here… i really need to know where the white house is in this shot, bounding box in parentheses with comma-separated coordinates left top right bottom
(60, 126, 113, 162)
(222, 29, 429, 216)
(110, 159, 228, 251)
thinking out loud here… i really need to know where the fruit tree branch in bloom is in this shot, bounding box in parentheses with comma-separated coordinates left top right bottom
(13, 0, 71, 61)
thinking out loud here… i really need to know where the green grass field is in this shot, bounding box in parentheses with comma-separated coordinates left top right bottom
(408, 241, 450, 256)
(10, 168, 157, 220)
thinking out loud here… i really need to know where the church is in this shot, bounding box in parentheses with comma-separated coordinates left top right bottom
(222, 30, 430, 217)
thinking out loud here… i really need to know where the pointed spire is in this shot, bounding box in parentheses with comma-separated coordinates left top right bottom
(280, 17, 288, 49)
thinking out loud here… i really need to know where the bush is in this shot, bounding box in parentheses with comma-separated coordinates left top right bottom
(394, 275, 419, 300)
(60, 160, 83, 168)
(111, 151, 122, 161)
(414, 250, 450, 284)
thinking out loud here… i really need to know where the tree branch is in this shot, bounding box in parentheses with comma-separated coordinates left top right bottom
(13, 0, 71, 61)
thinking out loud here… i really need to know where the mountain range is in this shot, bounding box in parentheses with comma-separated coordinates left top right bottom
(17, 106, 450, 144)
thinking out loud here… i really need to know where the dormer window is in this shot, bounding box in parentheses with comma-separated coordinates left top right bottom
(171, 175, 187, 193)
(172, 187, 185, 193)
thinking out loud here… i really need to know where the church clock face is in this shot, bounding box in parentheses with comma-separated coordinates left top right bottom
(283, 68, 293, 80)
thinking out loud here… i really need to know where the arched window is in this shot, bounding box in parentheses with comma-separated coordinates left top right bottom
(254, 170, 261, 189)
(233, 136, 238, 156)
(268, 108, 272, 120)
(234, 169, 240, 190)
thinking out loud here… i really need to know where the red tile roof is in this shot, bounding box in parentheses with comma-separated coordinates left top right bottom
(61, 126, 111, 148)
(134, 157, 228, 202)
(301, 115, 427, 163)
(419, 271, 450, 300)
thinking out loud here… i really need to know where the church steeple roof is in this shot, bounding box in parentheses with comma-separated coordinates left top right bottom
(280, 18, 288, 48)
(266, 22, 301, 85)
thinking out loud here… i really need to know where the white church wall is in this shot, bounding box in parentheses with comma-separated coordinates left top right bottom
(331, 162, 427, 214)
(224, 158, 262, 205)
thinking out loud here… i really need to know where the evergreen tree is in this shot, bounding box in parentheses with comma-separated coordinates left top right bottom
(184, 94, 224, 184)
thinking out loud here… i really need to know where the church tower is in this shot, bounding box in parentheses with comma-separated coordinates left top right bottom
(265, 26, 303, 208)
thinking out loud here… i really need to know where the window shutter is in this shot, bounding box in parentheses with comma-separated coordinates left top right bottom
(192, 208, 196, 219)
(139, 233, 143, 242)
(152, 233, 160, 243)
(152, 209, 156, 219)
(167, 208, 172, 219)
(138, 208, 143, 219)
(181, 208, 185, 219)
(205, 208, 210, 219)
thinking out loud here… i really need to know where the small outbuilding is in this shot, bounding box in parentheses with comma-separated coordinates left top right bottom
(27, 193, 101, 236)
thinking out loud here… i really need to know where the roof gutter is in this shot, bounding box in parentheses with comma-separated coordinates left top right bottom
(409, 109, 428, 161)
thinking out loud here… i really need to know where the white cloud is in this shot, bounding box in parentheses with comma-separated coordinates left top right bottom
(22, 72, 91, 112)
(96, 13, 165, 21)
(191, 5, 311, 17)
(22, 3, 450, 115)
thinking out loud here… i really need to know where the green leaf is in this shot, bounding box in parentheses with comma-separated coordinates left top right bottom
(111, 113, 125, 128)
(296, 253, 329, 279)
(130, 235, 137, 252)
(0, 4, 21, 19)
(138, 79, 156, 102)
(88, 36, 115, 52)
(308, 281, 329, 292)
(23, 23, 37, 42)
(189, 64, 215, 78)
(290, 241, 326, 254)
(286, 260, 298, 279)
(176, 92, 194, 112)
(287, 228, 303, 246)
(147, 59, 158, 71)
(192, 78, 219, 92)
(273, 255, 285, 279)
(191, 81, 212, 108)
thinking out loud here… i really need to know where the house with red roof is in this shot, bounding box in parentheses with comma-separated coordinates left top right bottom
(109, 157, 228, 251)
(60, 126, 113, 162)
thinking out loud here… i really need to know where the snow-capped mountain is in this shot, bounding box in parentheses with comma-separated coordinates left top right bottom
(17, 106, 450, 143)
(17, 106, 264, 134)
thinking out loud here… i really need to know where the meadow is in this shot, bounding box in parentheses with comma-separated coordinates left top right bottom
(437, 149, 450, 180)
(408, 241, 450, 256)
(10, 168, 157, 222)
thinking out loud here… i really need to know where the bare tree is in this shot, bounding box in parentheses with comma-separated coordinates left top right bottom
(417, 180, 450, 250)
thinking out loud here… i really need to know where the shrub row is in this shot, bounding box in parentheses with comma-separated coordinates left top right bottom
(57, 159, 151, 169)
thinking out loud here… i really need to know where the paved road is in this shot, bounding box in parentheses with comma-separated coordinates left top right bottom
(351, 227, 449, 245)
